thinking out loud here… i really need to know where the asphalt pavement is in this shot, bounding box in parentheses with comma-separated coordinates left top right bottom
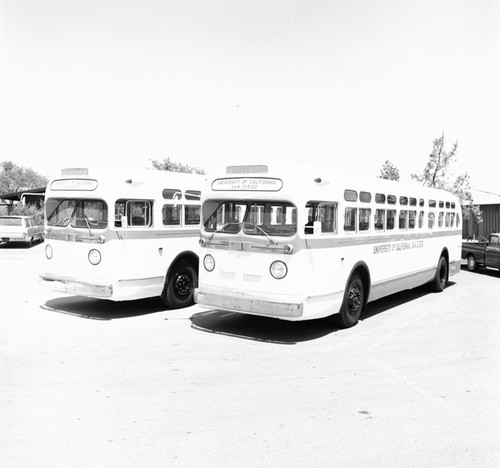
(1, 242, 499, 467)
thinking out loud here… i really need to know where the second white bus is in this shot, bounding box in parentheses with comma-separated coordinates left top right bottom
(195, 164, 462, 327)
(40, 167, 205, 308)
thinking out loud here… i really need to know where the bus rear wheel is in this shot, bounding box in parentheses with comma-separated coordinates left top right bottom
(161, 261, 198, 309)
(430, 256, 448, 292)
(337, 272, 364, 328)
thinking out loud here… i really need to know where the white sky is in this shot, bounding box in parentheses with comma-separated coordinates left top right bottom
(1, 0, 499, 192)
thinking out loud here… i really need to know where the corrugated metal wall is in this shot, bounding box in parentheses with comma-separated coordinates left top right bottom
(463, 204, 500, 239)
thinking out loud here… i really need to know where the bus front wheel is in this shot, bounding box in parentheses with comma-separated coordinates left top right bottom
(161, 261, 198, 309)
(337, 272, 364, 328)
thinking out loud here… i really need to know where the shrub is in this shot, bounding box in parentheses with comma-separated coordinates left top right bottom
(10, 202, 45, 225)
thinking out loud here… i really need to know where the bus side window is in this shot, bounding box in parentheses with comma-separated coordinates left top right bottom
(128, 201, 152, 227)
(163, 204, 182, 226)
(185, 205, 201, 225)
(387, 209, 396, 230)
(115, 200, 126, 227)
(409, 210, 416, 229)
(359, 208, 371, 231)
(185, 190, 201, 201)
(115, 199, 152, 227)
(304, 203, 315, 234)
(304, 202, 337, 234)
(438, 212, 444, 228)
(418, 211, 424, 229)
(428, 212, 436, 229)
(344, 207, 357, 232)
(319, 202, 337, 233)
(399, 210, 408, 230)
(375, 209, 385, 231)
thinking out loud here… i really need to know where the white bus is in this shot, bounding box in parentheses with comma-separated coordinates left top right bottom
(195, 164, 462, 327)
(40, 167, 205, 308)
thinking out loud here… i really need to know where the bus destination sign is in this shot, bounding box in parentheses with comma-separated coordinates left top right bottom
(212, 177, 283, 192)
(50, 179, 98, 191)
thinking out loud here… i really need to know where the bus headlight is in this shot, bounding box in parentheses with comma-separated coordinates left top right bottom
(88, 249, 102, 265)
(45, 244, 53, 260)
(270, 260, 287, 279)
(203, 254, 215, 272)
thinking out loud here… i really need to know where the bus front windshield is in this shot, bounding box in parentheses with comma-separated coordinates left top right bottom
(46, 198, 108, 229)
(203, 200, 297, 237)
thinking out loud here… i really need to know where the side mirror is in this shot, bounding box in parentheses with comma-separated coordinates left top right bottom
(121, 215, 128, 228)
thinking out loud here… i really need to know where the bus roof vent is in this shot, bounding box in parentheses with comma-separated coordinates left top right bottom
(61, 168, 89, 176)
(226, 165, 268, 174)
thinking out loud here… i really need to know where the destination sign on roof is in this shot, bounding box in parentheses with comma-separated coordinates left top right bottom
(212, 177, 283, 192)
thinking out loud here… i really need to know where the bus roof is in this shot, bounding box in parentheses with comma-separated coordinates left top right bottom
(46, 166, 207, 198)
(206, 163, 460, 204)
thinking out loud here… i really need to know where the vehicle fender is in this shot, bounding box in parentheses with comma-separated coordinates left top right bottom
(165, 250, 199, 281)
(344, 261, 371, 305)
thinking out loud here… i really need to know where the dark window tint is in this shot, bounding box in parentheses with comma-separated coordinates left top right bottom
(360, 191, 371, 203)
(344, 190, 358, 202)
(185, 190, 201, 201)
(162, 188, 182, 200)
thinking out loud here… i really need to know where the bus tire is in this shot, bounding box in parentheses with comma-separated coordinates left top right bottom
(466, 254, 479, 272)
(161, 261, 198, 309)
(337, 272, 364, 328)
(430, 256, 448, 292)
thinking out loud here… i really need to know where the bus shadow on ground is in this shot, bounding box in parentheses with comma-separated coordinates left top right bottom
(190, 282, 457, 345)
(41, 296, 166, 320)
(190, 311, 336, 344)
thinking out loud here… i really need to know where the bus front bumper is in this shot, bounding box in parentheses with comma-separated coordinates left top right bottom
(194, 287, 304, 319)
(39, 274, 113, 298)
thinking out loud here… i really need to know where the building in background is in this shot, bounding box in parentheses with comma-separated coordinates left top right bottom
(463, 190, 500, 240)
(0, 187, 46, 215)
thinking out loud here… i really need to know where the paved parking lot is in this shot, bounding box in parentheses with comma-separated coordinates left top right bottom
(1, 242, 499, 467)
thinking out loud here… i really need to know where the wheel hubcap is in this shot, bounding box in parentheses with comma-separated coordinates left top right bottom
(174, 273, 192, 297)
(348, 285, 362, 315)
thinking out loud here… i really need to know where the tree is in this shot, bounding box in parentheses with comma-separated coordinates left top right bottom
(0, 161, 48, 194)
(150, 157, 205, 175)
(411, 133, 481, 227)
(379, 160, 400, 181)
(411, 133, 466, 195)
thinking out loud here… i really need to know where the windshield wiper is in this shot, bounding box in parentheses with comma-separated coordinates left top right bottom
(45, 216, 72, 236)
(244, 222, 277, 245)
(207, 229, 224, 241)
(83, 215, 94, 237)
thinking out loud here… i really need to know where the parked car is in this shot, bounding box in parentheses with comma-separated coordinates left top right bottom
(461, 233, 500, 272)
(0, 216, 44, 245)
